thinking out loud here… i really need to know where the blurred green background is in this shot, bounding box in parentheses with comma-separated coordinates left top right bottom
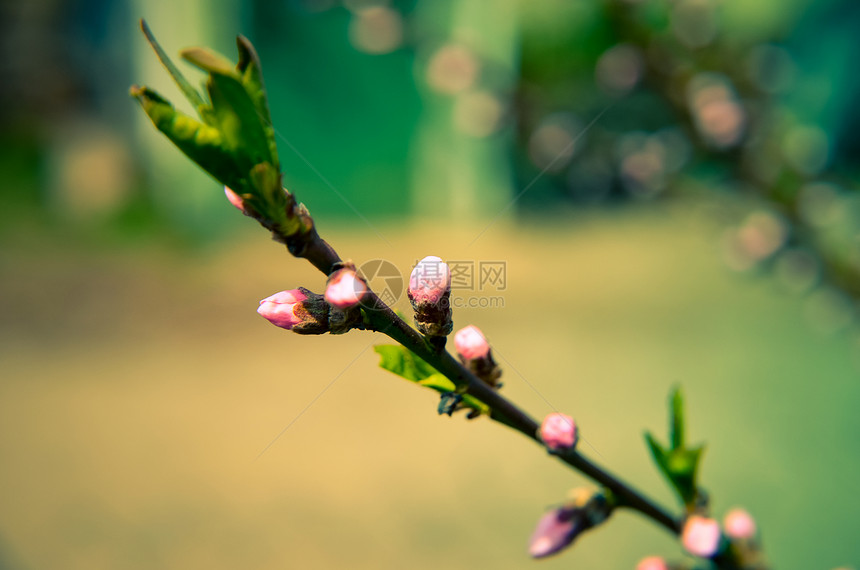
(1, 0, 859, 569)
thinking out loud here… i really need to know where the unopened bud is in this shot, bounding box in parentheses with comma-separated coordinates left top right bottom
(224, 186, 245, 211)
(723, 508, 756, 540)
(540, 413, 578, 451)
(454, 325, 502, 387)
(325, 268, 368, 309)
(409, 255, 451, 304)
(455, 325, 489, 359)
(257, 288, 329, 334)
(682, 515, 722, 558)
(528, 488, 613, 559)
(408, 255, 453, 337)
(528, 506, 579, 559)
(636, 556, 668, 570)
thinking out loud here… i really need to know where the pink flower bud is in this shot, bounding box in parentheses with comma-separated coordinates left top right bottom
(454, 325, 501, 387)
(257, 289, 308, 330)
(257, 288, 329, 334)
(325, 269, 368, 309)
(528, 489, 612, 559)
(682, 515, 722, 558)
(454, 325, 490, 360)
(636, 556, 668, 570)
(540, 413, 578, 451)
(723, 508, 756, 540)
(224, 186, 245, 211)
(408, 255, 451, 305)
(408, 255, 453, 337)
(528, 507, 579, 558)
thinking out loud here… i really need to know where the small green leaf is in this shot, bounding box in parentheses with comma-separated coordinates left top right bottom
(248, 162, 279, 201)
(247, 161, 292, 228)
(236, 35, 278, 163)
(373, 345, 438, 382)
(418, 373, 457, 392)
(670, 387, 684, 450)
(666, 446, 704, 505)
(133, 24, 296, 239)
(245, 161, 304, 236)
(645, 431, 671, 479)
(180, 47, 238, 77)
(139, 19, 206, 111)
(179, 47, 275, 172)
(461, 395, 490, 415)
(374, 345, 491, 416)
(645, 388, 706, 508)
(130, 85, 241, 190)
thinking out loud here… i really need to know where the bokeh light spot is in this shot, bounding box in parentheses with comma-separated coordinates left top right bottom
(425, 44, 479, 95)
(453, 91, 505, 138)
(348, 6, 403, 55)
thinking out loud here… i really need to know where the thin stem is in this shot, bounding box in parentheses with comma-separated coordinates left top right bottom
(555, 450, 680, 533)
(286, 225, 342, 276)
(606, 0, 860, 304)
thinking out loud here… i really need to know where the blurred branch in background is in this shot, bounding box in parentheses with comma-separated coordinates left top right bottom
(512, 0, 860, 331)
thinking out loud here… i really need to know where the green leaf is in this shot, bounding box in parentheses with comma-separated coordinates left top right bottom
(181, 46, 237, 77)
(139, 19, 206, 111)
(130, 85, 241, 190)
(236, 36, 279, 164)
(417, 373, 456, 392)
(133, 24, 304, 240)
(670, 386, 684, 450)
(645, 389, 706, 508)
(247, 162, 304, 236)
(646, 431, 700, 505)
(460, 394, 491, 416)
(181, 47, 276, 172)
(645, 431, 671, 481)
(374, 345, 438, 382)
(667, 446, 704, 505)
(374, 345, 491, 416)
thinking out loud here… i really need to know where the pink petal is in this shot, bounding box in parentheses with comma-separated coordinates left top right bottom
(723, 508, 756, 540)
(325, 270, 367, 308)
(636, 556, 668, 570)
(454, 325, 490, 360)
(257, 288, 308, 330)
(408, 255, 451, 304)
(224, 186, 245, 211)
(528, 508, 578, 558)
(540, 413, 578, 450)
(682, 516, 721, 558)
